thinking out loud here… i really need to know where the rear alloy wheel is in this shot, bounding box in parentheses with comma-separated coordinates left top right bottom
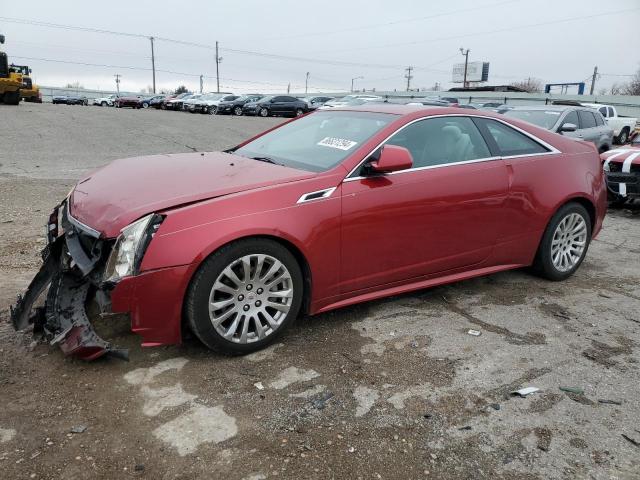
(209, 105, 218, 115)
(259, 107, 269, 117)
(142, 102, 149, 108)
(186, 239, 303, 354)
(616, 128, 629, 145)
(533, 203, 591, 281)
(234, 106, 243, 116)
(295, 108, 304, 117)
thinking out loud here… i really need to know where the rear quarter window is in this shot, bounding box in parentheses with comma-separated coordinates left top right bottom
(474, 118, 549, 157)
(578, 110, 597, 129)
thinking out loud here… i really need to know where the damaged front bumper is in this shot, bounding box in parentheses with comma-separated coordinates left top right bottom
(10, 201, 129, 361)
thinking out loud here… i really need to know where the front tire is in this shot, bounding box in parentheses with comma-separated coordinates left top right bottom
(186, 239, 303, 354)
(208, 105, 217, 115)
(101, 101, 107, 107)
(234, 106, 243, 116)
(259, 107, 269, 117)
(532, 202, 591, 281)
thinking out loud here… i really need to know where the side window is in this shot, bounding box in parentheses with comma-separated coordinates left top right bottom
(578, 110, 597, 129)
(608, 107, 614, 117)
(476, 118, 549, 156)
(598, 106, 607, 117)
(385, 116, 491, 168)
(272, 96, 285, 102)
(562, 110, 579, 128)
(594, 113, 604, 126)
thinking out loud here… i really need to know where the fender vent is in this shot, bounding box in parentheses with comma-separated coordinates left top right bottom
(297, 187, 336, 204)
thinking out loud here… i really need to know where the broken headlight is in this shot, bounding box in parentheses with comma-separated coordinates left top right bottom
(103, 213, 164, 283)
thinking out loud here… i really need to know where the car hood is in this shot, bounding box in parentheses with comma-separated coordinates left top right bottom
(69, 151, 314, 238)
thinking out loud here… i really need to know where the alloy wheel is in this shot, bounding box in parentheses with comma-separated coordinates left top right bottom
(234, 106, 243, 116)
(550, 213, 587, 272)
(208, 254, 294, 344)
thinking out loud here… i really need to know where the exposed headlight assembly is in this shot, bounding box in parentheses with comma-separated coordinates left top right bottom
(103, 213, 164, 283)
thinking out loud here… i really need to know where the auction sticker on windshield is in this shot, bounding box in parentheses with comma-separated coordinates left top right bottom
(317, 137, 358, 151)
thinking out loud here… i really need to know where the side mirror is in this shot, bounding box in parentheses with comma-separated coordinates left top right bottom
(559, 122, 577, 133)
(368, 145, 413, 174)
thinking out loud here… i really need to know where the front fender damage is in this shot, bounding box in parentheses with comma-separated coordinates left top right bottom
(10, 214, 128, 361)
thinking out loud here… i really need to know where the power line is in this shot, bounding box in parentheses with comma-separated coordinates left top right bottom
(306, 6, 640, 55)
(261, 0, 522, 41)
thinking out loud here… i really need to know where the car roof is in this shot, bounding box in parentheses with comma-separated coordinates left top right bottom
(506, 105, 574, 111)
(324, 103, 508, 118)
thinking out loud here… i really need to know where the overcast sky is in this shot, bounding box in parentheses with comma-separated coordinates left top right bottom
(1, 0, 638, 94)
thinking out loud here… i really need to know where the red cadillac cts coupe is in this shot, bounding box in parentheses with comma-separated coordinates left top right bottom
(11, 105, 606, 360)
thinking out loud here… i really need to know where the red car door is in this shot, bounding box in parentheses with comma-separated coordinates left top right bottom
(339, 115, 509, 294)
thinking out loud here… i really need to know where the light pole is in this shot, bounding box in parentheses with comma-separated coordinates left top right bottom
(305, 72, 310, 94)
(459, 48, 470, 88)
(351, 76, 363, 93)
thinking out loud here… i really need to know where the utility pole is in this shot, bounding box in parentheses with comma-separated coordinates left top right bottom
(351, 76, 363, 93)
(460, 48, 470, 88)
(404, 66, 413, 91)
(199, 75, 203, 93)
(590, 66, 598, 95)
(305, 72, 310, 94)
(287, 83, 290, 94)
(149, 36, 156, 93)
(215, 41, 221, 93)
(114, 74, 121, 96)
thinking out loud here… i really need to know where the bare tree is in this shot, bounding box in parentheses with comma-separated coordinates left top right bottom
(621, 67, 640, 96)
(509, 77, 543, 93)
(597, 87, 607, 96)
(64, 81, 84, 89)
(610, 83, 623, 95)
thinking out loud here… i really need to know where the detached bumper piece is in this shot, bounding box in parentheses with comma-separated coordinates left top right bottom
(10, 203, 128, 361)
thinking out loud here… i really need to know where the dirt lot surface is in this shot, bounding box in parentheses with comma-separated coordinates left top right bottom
(1, 103, 639, 480)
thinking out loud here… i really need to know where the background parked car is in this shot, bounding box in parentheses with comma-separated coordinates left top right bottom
(92, 94, 117, 106)
(503, 105, 613, 152)
(243, 95, 310, 117)
(164, 92, 191, 110)
(184, 94, 204, 112)
(582, 103, 638, 144)
(305, 96, 334, 109)
(322, 94, 383, 108)
(217, 94, 263, 115)
(64, 94, 88, 105)
(140, 95, 164, 109)
(193, 93, 238, 114)
(115, 95, 143, 109)
(51, 95, 68, 104)
(151, 94, 173, 109)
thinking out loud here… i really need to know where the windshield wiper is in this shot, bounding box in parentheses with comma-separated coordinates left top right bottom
(250, 156, 284, 166)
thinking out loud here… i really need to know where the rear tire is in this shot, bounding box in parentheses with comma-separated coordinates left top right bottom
(208, 105, 217, 115)
(616, 128, 629, 145)
(185, 238, 303, 355)
(234, 106, 243, 116)
(295, 108, 304, 117)
(142, 102, 149, 108)
(532, 202, 592, 281)
(101, 101, 107, 107)
(259, 107, 269, 117)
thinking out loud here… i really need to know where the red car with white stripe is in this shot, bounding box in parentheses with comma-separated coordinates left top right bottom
(601, 142, 640, 204)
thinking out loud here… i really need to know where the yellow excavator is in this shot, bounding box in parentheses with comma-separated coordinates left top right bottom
(10, 64, 41, 102)
(0, 34, 24, 105)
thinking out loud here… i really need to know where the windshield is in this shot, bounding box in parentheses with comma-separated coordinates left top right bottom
(503, 109, 562, 130)
(234, 111, 396, 173)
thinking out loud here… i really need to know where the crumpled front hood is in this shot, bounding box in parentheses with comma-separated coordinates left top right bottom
(69, 151, 312, 238)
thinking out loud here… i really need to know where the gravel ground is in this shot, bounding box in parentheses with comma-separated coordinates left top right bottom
(0, 103, 639, 480)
